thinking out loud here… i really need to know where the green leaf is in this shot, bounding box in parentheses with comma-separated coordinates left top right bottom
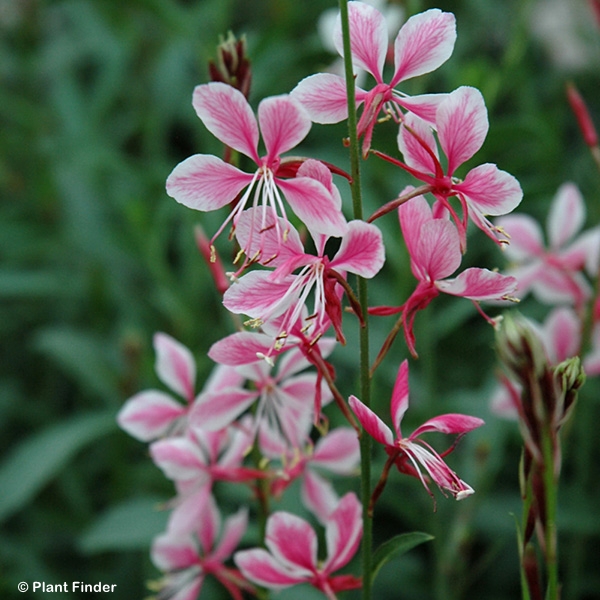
(372, 532, 434, 581)
(0, 411, 116, 523)
(79, 496, 169, 553)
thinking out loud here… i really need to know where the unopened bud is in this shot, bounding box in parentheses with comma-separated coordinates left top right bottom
(566, 82, 598, 149)
(208, 32, 252, 99)
(554, 356, 585, 427)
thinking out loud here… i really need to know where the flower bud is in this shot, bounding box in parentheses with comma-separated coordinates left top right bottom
(208, 32, 252, 99)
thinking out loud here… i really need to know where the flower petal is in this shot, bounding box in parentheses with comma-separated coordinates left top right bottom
(291, 73, 353, 124)
(313, 427, 360, 474)
(213, 506, 249, 563)
(437, 86, 488, 174)
(414, 219, 462, 282)
(398, 193, 434, 276)
(392, 9, 456, 84)
(117, 390, 186, 442)
(323, 492, 363, 573)
(390, 360, 410, 438)
(302, 469, 340, 524)
(547, 182, 585, 250)
(151, 532, 198, 571)
(166, 154, 252, 212)
(235, 548, 305, 589)
(495, 214, 545, 261)
(435, 267, 517, 301)
(154, 333, 196, 401)
(334, 1, 387, 80)
(223, 270, 299, 320)
(190, 388, 257, 432)
(395, 92, 448, 126)
(348, 395, 394, 446)
(259, 95, 312, 161)
(208, 331, 281, 366)
(331, 220, 385, 277)
(192, 82, 259, 161)
(397, 114, 438, 174)
(457, 164, 523, 216)
(150, 437, 205, 481)
(277, 176, 348, 237)
(266, 512, 317, 574)
(541, 307, 581, 364)
(410, 413, 484, 437)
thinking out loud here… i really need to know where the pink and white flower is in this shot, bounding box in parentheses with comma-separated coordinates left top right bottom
(235, 492, 362, 599)
(224, 206, 385, 345)
(349, 360, 484, 507)
(371, 193, 517, 357)
(293, 2, 456, 155)
(166, 82, 347, 257)
(151, 495, 252, 600)
(117, 333, 243, 441)
(496, 182, 600, 306)
(377, 86, 522, 246)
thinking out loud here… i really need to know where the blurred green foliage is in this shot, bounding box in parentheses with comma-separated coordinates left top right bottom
(1, 0, 600, 598)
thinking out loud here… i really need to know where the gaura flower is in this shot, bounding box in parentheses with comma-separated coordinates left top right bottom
(117, 332, 243, 441)
(235, 492, 362, 600)
(223, 204, 385, 346)
(166, 82, 347, 258)
(375, 86, 522, 247)
(371, 193, 517, 358)
(151, 495, 252, 600)
(496, 182, 600, 306)
(293, 2, 456, 155)
(349, 360, 484, 510)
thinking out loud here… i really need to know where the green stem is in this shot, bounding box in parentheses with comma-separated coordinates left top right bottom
(541, 429, 559, 600)
(338, 1, 373, 598)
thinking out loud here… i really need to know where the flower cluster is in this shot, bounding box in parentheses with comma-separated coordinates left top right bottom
(117, 2, 534, 598)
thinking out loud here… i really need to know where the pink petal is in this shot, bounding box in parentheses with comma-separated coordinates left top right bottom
(149, 437, 205, 481)
(190, 388, 257, 432)
(223, 270, 299, 320)
(547, 182, 585, 250)
(334, 1, 387, 80)
(154, 333, 196, 401)
(213, 507, 249, 563)
(541, 307, 581, 364)
(203, 363, 246, 394)
(348, 395, 394, 446)
(390, 360, 410, 438)
(495, 214, 544, 261)
(258, 95, 312, 161)
(166, 154, 252, 212)
(395, 93, 448, 126)
(313, 427, 360, 474)
(392, 9, 456, 84)
(117, 390, 186, 441)
(192, 82, 259, 162)
(217, 417, 255, 468)
(197, 493, 221, 554)
(166, 486, 211, 536)
(437, 86, 488, 174)
(531, 268, 592, 305)
(330, 220, 385, 277)
(234, 207, 304, 268)
(235, 548, 306, 588)
(208, 331, 280, 366)
(410, 413, 485, 438)
(397, 114, 438, 174)
(562, 227, 600, 274)
(415, 219, 462, 281)
(291, 73, 352, 124)
(277, 176, 348, 237)
(323, 492, 363, 573)
(151, 532, 198, 571)
(398, 193, 434, 269)
(457, 164, 523, 216)
(302, 469, 340, 524)
(266, 512, 318, 574)
(436, 267, 517, 300)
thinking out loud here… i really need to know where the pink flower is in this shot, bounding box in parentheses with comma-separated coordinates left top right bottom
(262, 425, 360, 523)
(117, 333, 243, 441)
(293, 3, 456, 155)
(166, 82, 347, 255)
(378, 86, 522, 246)
(151, 495, 252, 600)
(496, 182, 600, 306)
(349, 360, 484, 507)
(235, 492, 362, 599)
(372, 193, 517, 357)
(223, 204, 385, 345)
(190, 346, 331, 447)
